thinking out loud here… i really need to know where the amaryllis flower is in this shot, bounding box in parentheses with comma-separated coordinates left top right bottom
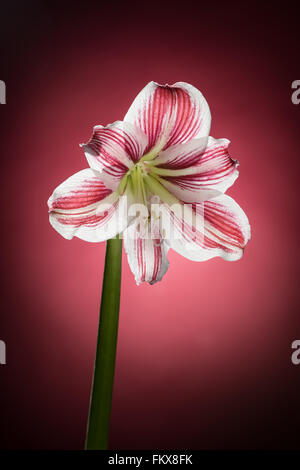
(48, 81, 250, 285)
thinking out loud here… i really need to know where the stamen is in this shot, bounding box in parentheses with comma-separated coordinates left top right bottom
(143, 174, 179, 207)
(150, 166, 198, 177)
(117, 174, 128, 195)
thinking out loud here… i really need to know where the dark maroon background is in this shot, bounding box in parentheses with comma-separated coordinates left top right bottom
(0, 1, 299, 449)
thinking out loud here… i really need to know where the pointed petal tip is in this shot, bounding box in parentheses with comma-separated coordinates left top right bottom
(124, 81, 211, 152)
(124, 218, 170, 285)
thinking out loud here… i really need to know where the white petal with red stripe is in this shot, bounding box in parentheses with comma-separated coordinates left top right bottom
(48, 169, 130, 242)
(81, 121, 148, 190)
(124, 81, 211, 154)
(154, 137, 208, 168)
(123, 216, 169, 285)
(153, 137, 238, 202)
(159, 194, 250, 261)
(155, 176, 221, 203)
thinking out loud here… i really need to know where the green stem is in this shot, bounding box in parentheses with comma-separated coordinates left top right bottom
(85, 236, 122, 450)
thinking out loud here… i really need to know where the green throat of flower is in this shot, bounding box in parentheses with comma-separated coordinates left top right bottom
(117, 158, 178, 208)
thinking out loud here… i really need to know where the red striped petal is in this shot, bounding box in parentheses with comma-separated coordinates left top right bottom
(159, 194, 250, 261)
(155, 137, 238, 202)
(154, 137, 208, 168)
(123, 216, 169, 285)
(48, 169, 129, 242)
(81, 121, 148, 190)
(124, 82, 211, 154)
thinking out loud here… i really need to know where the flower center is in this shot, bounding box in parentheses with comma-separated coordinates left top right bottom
(126, 161, 150, 204)
(117, 155, 179, 209)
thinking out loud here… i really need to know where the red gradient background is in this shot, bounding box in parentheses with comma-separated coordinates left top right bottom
(1, 1, 300, 449)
